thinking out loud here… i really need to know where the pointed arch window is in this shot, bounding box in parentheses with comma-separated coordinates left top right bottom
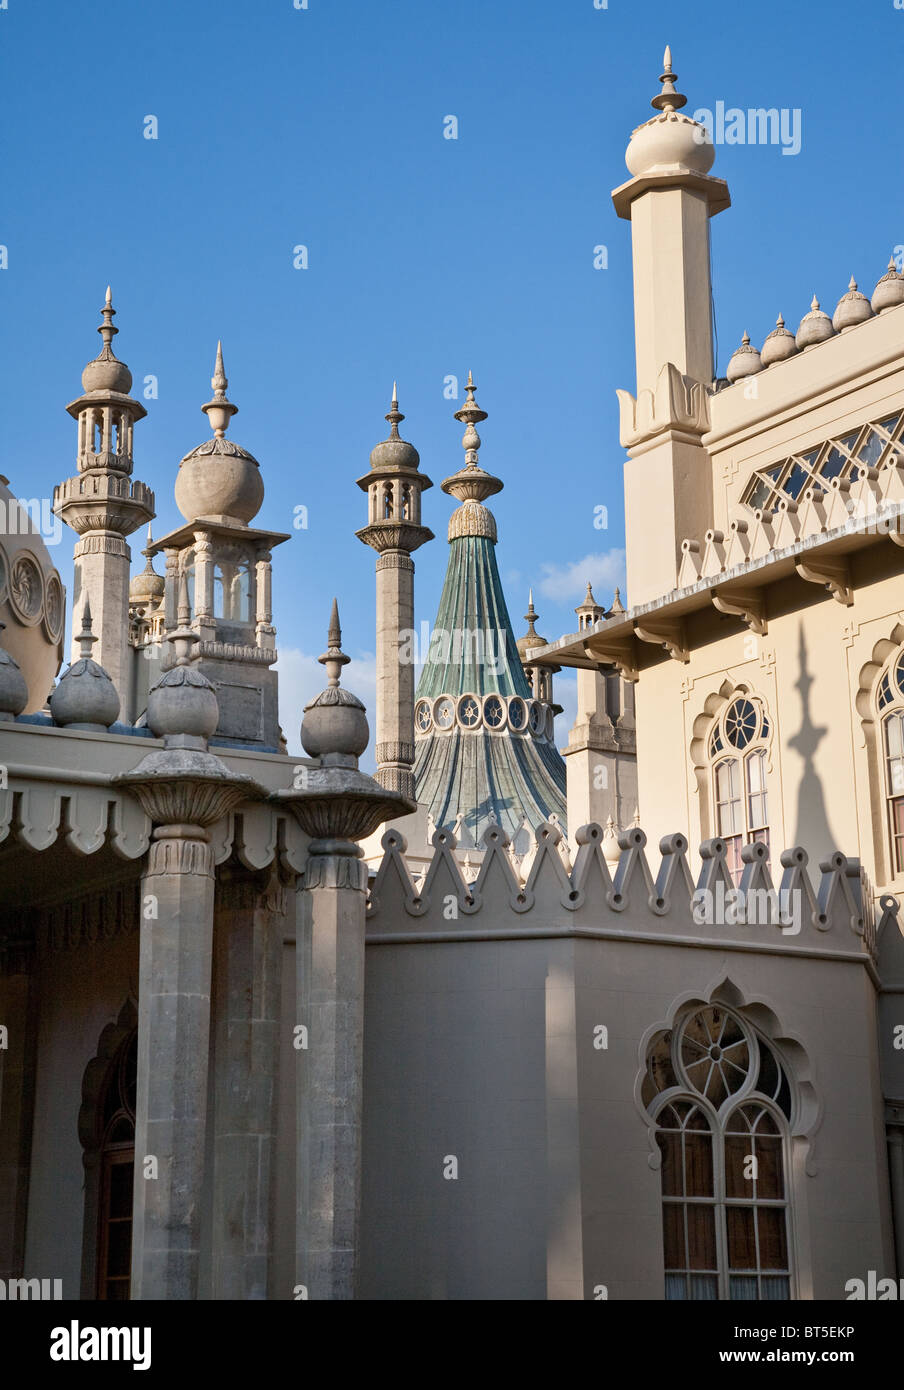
(876, 651, 904, 873)
(644, 1005, 793, 1301)
(96, 1029, 137, 1300)
(709, 696, 771, 883)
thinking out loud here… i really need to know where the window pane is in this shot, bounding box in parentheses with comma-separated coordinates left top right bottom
(726, 1205, 757, 1269)
(886, 713, 904, 759)
(761, 1276, 791, 1300)
(756, 1136, 784, 1199)
(729, 1274, 759, 1301)
(725, 1133, 754, 1198)
(662, 1202, 685, 1270)
(684, 1130, 714, 1198)
(757, 1207, 788, 1270)
(688, 1274, 719, 1300)
(665, 1272, 687, 1300)
(686, 1204, 718, 1271)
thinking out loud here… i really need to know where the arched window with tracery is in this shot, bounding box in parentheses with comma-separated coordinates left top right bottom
(709, 695, 771, 883)
(96, 1029, 137, 1300)
(877, 651, 904, 875)
(643, 1004, 793, 1301)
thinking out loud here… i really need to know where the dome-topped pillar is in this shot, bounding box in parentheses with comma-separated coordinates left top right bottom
(356, 387, 433, 800)
(611, 52, 729, 605)
(611, 48, 730, 398)
(54, 289, 154, 723)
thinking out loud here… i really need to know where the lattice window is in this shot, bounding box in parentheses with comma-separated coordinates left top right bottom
(644, 1006, 793, 1302)
(709, 696, 771, 883)
(877, 651, 904, 874)
(742, 412, 904, 513)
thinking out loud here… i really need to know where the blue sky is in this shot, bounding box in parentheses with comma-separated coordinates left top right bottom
(2, 0, 902, 759)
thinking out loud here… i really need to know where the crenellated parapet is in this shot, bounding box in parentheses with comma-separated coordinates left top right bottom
(367, 818, 890, 965)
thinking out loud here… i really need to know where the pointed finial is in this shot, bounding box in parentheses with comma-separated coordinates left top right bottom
(453, 370, 489, 468)
(146, 521, 153, 543)
(848, 275, 857, 292)
(889, 255, 897, 273)
(524, 591, 539, 634)
(651, 44, 687, 112)
(98, 286, 118, 351)
(776, 313, 785, 328)
(811, 295, 820, 311)
(319, 598, 351, 686)
(611, 585, 625, 613)
(385, 383, 405, 438)
(585, 580, 595, 602)
(76, 598, 98, 660)
(201, 341, 239, 437)
(741, 331, 750, 346)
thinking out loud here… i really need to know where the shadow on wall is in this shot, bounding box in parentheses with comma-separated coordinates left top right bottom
(788, 623, 839, 861)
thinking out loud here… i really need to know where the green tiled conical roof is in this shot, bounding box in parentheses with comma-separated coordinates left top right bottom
(413, 376, 565, 842)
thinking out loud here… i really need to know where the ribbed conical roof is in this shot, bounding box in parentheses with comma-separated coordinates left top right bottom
(413, 376, 565, 842)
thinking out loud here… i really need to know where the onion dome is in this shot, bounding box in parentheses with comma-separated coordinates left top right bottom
(832, 276, 873, 332)
(49, 599, 120, 731)
(174, 343, 264, 525)
(796, 295, 835, 349)
(146, 574, 219, 741)
(871, 257, 904, 313)
(0, 623, 28, 721)
(80, 287, 134, 395)
(625, 47, 715, 180)
(760, 313, 798, 366)
(368, 383, 421, 473)
(726, 332, 762, 382)
(516, 590, 548, 659)
(301, 600, 369, 762)
(129, 524, 165, 604)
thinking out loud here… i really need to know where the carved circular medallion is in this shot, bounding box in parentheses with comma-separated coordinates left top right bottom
(484, 694, 505, 730)
(8, 550, 45, 627)
(457, 694, 481, 729)
(434, 696, 455, 730)
(42, 571, 64, 644)
(508, 697, 526, 730)
(415, 699, 433, 733)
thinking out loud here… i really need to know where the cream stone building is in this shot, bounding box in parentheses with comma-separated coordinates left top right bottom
(0, 48, 901, 1302)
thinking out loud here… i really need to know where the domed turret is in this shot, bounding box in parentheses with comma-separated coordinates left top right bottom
(624, 47, 715, 180)
(50, 599, 120, 731)
(129, 525, 166, 606)
(301, 600, 369, 762)
(832, 276, 873, 332)
(368, 383, 422, 473)
(796, 295, 835, 349)
(726, 332, 762, 382)
(174, 343, 264, 525)
(760, 314, 798, 366)
(871, 257, 904, 314)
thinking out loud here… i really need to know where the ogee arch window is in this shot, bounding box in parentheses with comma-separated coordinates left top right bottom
(709, 696, 771, 883)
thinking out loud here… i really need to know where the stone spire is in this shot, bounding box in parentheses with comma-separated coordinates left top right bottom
(442, 372, 504, 539)
(54, 288, 154, 722)
(356, 385, 433, 799)
(301, 601, 369, 764)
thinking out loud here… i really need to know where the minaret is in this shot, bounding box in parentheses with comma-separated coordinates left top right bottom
(356, 386, 433, 799)
(611, 49, 730, 605)
(562, 583, 637, 841)
(54, 289, 154, 719)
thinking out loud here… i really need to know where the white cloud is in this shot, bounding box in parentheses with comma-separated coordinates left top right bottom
(276, 646, 378, 769)
(537, 550, 626, 604)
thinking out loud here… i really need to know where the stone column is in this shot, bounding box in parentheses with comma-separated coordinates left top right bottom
(193, 530, 216, 643)
(375, 549, 416, 798)
(0, 933, 37, 1279)
(211, 863, 286, 1298)
(294, 838, 369, 1299)
(255, 549, 274, 652)
(71, 531, 133, 704)
(131, 822, 216, 1299)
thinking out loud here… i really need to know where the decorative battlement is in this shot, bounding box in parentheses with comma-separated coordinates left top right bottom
(367, 819, 890, 963)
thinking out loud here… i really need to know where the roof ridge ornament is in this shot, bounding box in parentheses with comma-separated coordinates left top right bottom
(98, 285, 118, 355)
(650, 45, 687, 113)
